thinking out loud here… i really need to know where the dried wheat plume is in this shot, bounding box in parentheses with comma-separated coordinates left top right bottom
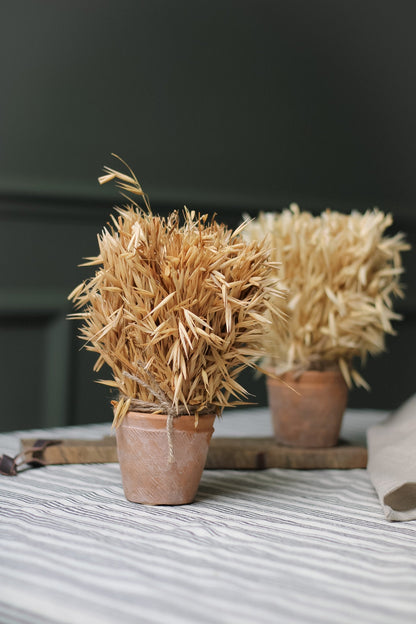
(69, 159, 285, 425)
(243, 204, 409, 388)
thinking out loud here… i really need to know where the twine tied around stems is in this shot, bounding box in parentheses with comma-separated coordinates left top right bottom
(117, 363, 214, 463)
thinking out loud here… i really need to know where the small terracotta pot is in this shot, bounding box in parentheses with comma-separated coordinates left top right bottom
(116, 411, 215, 505)
(266, 369, 348, 448)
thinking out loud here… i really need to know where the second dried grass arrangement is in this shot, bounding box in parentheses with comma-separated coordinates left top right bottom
(244, 204, 409, 389)
(69, 158, 284, 434)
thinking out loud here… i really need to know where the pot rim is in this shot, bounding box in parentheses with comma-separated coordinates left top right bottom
(267, 368, 347, 387)
(120, 411, 216, 432)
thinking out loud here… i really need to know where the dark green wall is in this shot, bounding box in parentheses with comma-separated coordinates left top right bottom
(2, 0, 416, 209)
(1, 1, 416, 431)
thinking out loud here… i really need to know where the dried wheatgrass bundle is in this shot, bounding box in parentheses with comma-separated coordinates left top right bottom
(69, 159, 284, 427)
(243, 204, 409, 389)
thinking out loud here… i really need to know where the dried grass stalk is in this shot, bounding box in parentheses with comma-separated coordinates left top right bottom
(243, 204, 410, 388)
(69, 158, 285, 426)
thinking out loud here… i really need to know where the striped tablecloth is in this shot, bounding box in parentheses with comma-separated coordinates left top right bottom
(1, 408, 416, 624)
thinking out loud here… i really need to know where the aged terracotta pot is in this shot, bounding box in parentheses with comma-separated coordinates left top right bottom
(266, 369, 348, 448)
(116, 411, 215, 505)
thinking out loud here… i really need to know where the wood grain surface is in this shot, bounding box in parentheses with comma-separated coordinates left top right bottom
(20, 436, 367, 470)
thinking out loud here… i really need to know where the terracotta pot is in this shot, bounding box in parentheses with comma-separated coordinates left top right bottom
(116, 411, 215, 505)
(266, 369, 348, 448)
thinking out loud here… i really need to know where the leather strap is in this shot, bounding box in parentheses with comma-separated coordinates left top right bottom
(26, 439, 61, 468)
(0, 454, 18, 476)
(0, 439, 62, 476)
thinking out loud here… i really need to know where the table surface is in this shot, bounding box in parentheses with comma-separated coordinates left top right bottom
(1, 407, 416, 624)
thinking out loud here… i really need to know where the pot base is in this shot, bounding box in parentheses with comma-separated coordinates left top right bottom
(267, 370, 348, 448)
(116, 412, 215, 505)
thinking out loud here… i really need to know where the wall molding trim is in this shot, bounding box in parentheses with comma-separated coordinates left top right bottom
(0, 290, 72, 428)
(1, 187, 416, 224)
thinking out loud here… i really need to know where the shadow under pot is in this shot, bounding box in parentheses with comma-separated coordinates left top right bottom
(266, 369, 348, 448)
(116, 411, 215, 505)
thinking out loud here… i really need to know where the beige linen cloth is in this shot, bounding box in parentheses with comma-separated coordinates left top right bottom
(367, 393, 416, 521)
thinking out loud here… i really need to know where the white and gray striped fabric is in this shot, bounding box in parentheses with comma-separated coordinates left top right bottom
(1, 408, 416, 624)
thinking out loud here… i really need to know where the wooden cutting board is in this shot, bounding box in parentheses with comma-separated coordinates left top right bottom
(20, 436, 367, 470)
